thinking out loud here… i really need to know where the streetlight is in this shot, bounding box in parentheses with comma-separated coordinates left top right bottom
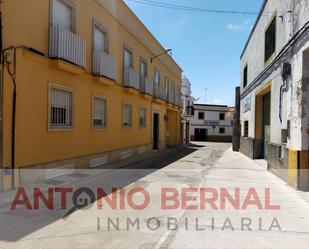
(151, 49, 172, 63)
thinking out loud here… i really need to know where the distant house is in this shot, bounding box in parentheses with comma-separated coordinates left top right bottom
(191, 104, 235, 142)
(181, 76, 195, 144)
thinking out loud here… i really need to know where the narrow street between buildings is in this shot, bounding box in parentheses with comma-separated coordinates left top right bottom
(0, 142, 309, 249)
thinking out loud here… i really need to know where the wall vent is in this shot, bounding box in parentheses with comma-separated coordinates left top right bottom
(90, 156, 108, 168)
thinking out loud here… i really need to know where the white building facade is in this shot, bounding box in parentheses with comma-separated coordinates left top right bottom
(239, 0, 309, 189)
(181, 76, 194, 144)
(191, 104, 235, 142)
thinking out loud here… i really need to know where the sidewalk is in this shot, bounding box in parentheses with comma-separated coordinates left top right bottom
(0, 145, 190, 210)
(0, 142, 309, 249)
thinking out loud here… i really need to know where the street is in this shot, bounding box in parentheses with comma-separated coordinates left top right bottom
(0, 142, 309, 249)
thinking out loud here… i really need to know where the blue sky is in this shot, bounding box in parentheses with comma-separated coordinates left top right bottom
(124, 0, 264, 106)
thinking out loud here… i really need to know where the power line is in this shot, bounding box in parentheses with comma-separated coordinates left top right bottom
(126, 0, 277, 16)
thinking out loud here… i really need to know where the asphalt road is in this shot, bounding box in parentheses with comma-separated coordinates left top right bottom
(1, 142, 309, 249)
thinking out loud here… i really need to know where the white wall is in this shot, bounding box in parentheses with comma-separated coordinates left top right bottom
(240, 0, 309, 150)
(191, 108, 234, 137)
(181, 76, 194, 143)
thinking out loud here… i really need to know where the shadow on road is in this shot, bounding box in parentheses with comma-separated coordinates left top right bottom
(0, 146, 198, 242)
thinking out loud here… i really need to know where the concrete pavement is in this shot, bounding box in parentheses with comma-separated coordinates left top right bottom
(0, 142, 309, 249)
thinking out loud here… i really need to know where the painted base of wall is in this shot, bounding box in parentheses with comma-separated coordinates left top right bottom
(288, 150, 309, 191)
(16, 143, 154, 187)
(240, 136, 309, 190)
(191, 136, 232, 143)
(206, 136, 232, 143)
(239, 136, 262, 159)
(268, 143, 289, 183)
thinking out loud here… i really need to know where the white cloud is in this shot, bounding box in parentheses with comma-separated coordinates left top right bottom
(177, 15, 191, 26)
(161, 15, 191, 30)
(243, 19, 251, 25)
(227, 19, 251, 32)
(227, 24, 242, 32)
(211, 99, 224, 104)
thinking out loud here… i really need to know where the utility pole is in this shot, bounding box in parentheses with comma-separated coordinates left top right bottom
(204, 88, 208, 104)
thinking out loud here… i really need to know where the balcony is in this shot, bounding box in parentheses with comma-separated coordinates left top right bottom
(185, 106, 194, 116)
(154, 84, 165, 100)
(174, 94, 182, 107)
(124, 68, 140, 90)
(140, 77, 153, 96)
(168, 93, 175, 104)
(93, 50, 117, 81)
(49, 26, 86, 68)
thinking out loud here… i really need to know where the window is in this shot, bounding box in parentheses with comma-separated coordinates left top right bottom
(219, 128, 225, 134)
(123, 47, 133, 84)
(140, 59, 147, 87)
(220, 113, 225, 121)
(139, 108, 147, 128)
(164, 77, 169, 98)
(52, 0, 75, 31)
(243, 65, 248, 88)
(279, 144, 286, 159)
(265, 16, 276, 63)
(171, 81, 175, 100)
(123, 104, 132, 128)
(49, 85, 73, 128)
(93, 23, 108, 53)
(124, 48, 133, 70)
(244, 121, 249, 137)
(198, 112, 205, 120)
(92, 96, 106, 128)
(154, 68, 160, 87)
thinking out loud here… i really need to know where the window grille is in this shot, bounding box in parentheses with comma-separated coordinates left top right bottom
(50, 86, 73, 128)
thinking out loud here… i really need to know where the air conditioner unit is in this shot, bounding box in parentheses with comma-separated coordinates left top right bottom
(281, 62, 291, 80)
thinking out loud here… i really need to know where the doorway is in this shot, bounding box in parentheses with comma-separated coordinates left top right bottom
(185, 122, 190, 144)
(153, 113, 159, 150)
(194, 128, 207, 141)
(262, 92, 271, 159)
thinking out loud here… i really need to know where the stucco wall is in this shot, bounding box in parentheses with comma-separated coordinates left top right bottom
(190, 107, 234, 137)
(1, 0, 182, 172)
(240, 0, 309, 151)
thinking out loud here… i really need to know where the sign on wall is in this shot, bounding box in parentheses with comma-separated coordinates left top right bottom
(243, 95, 251, 113)
(204, 120, 220, 126)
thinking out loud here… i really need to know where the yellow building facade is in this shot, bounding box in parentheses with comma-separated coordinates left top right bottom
(0, 0, 182, 191)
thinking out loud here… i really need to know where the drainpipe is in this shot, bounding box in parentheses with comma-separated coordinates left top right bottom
(279, 0, 296, 124)
(3, 47, 17, 189)
(279, 79, 288, 123)
(0, 4, 3, 192)
(2, 46, 44, 189)
(10, 49, 17, 189)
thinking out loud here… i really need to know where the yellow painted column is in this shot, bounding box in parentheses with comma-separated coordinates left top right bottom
(288, 150, 309, 190)
(288, 150, 298, 188)
(299, 151, 309, 190)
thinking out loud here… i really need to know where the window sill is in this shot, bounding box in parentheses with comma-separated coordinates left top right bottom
(51, 59, 85, 75)
(48, 127, 75, 132)
(153, 98, 165, 105)
(95, 76, 116, 87)
(140, 93, 152, 100)
(264, 52, 275, 67)
(92, 126, 108, 132)
(124, 87, 139, 95)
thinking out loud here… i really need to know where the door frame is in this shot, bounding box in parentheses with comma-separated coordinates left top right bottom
(255, 82, 272, 159)
(152, 112, 160, 150)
